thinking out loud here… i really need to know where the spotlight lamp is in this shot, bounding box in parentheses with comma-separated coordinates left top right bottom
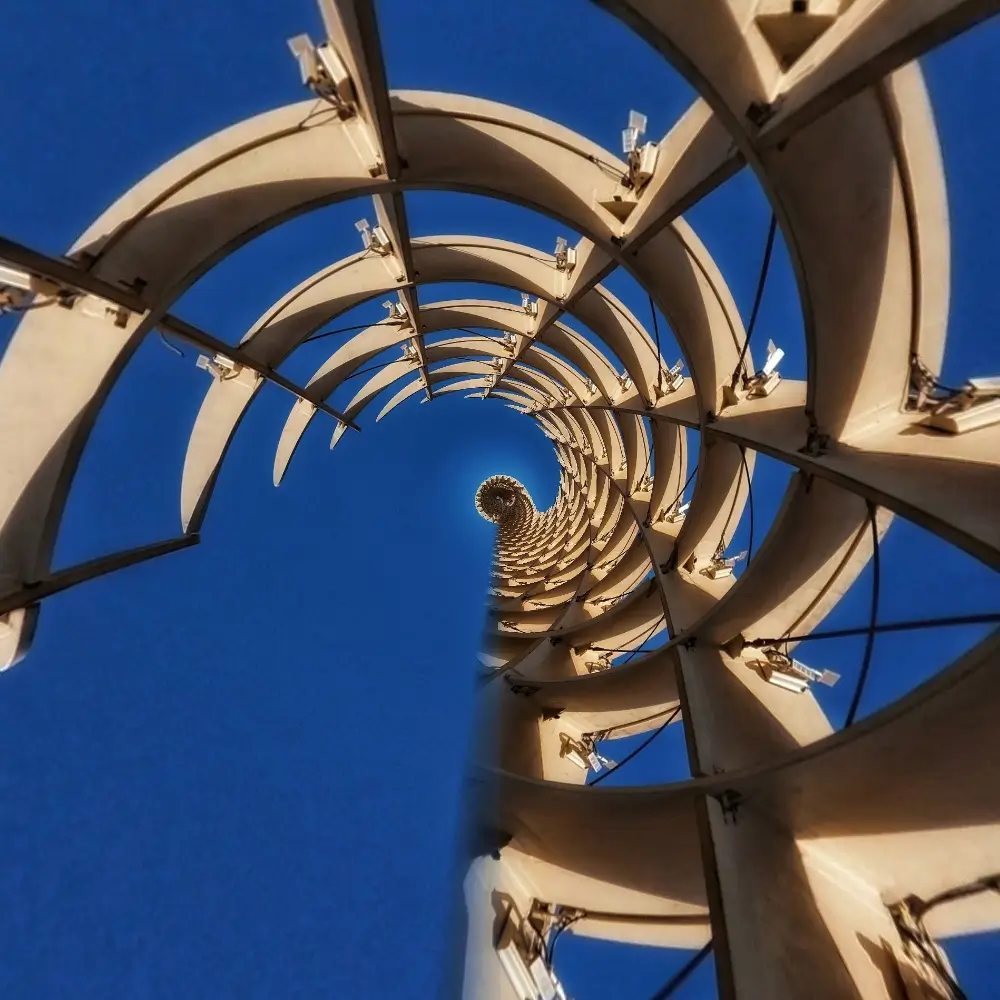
(286, 33, 355, 110)
(621, 109, 659, 189)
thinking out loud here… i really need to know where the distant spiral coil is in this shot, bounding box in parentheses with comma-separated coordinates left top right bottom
(475, 476, 536, 529)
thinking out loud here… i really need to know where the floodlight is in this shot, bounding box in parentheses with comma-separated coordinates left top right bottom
(663, 358, 686, 393)
(925, 373, 1000, 433)
(369, 225, 392, 252)
(764, 670, 809, 694)
(745, 342, 783, 398)
(196, 353, 239, 380)
(666, 500, 690, 524)
(622, 111, 653, 184)
(749, 372, 781, 397)
(633, 142, 659, 185)
(287, 35, 354, 107)
(752, 649, 840, 692)
(72, 294, 128, 327)
(355, 218, 372, 248)
(762, 340, 785, 376)
(791, 661, 840, 687)
(553, 236, 577, 273)
(968, 375, 1000, 395)
(315, 42, 354, 103)
(704, 549, 746, 580)
(286, 33, 319, 86)
(0, 263, 34, 292)
(529, 956, 559, 1000)
(496, 926, 539, 1000)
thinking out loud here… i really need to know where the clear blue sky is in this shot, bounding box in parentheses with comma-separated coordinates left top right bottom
(0, 2, 999, 997)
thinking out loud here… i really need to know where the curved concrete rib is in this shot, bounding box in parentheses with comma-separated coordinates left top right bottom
(2, 90, 744, 620)
(489, 769, 708, 923)
(181, 367, 263, 532)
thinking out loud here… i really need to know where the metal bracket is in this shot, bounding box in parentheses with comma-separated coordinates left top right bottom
(746, 98, 783, 129)
(714, 789, 744, 825)
(659, 549, 679, 575)
(506, 679, 541, 698)
(799, 423, 830, 458)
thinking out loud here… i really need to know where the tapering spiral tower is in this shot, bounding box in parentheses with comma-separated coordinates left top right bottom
(1, 2, 999, 998)
(476, 477, 537, 531)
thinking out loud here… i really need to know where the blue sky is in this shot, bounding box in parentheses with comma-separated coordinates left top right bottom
(1, 1, 999, 997)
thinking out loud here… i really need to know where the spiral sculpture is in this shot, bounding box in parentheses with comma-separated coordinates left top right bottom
(476, 477, 537, 531)
(1, 1, 999, 998)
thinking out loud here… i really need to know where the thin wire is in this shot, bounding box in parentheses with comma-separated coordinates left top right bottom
(590, 613, 665, 655)
(741, 449, 754, 564)
(342, 357, 409, 383)
(649, 294, 663, 394)
(665, 464, 698, 517)
(673, 427, 687, 505)
(748, 611, 1000, 648)
(844, 502, 881, 727)
(714, 448, 747, 558)
(302, 321, 380, 345)
(457, 326, 508, 344)
(632, 415, 652, 487)
(646, 941, 714, 1000)
(600, 289, 667, 386)
(911, 354, 965, 400)
(587, 704, 681, 786)
(620, 614, 666, 664)
(157, 330, 185, 357)
(545, 913, 584, 964)
(731, 213, 778, 389)
(916, 873, 1000, 916)
(767, 515, 870, 654)
(596, 705, 683, 739)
